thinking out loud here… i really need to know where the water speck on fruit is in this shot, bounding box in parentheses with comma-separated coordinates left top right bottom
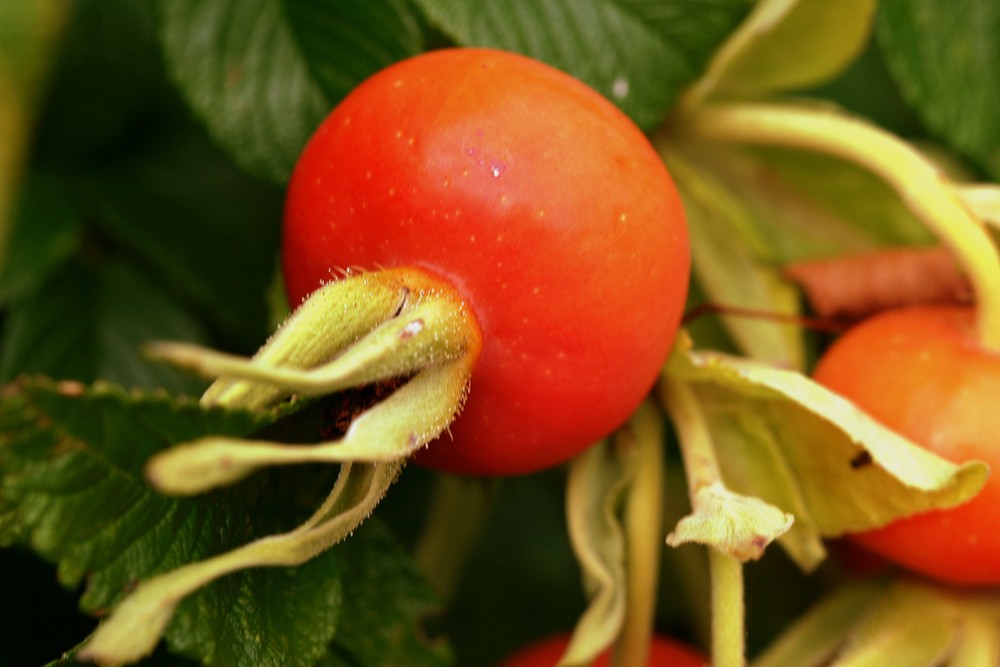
(490, 162, 505, 178)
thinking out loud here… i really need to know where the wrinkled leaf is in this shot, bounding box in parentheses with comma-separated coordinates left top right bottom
(562, 436, 631, 665)
(561, 403, 666, 666)
(0, 379, 443, 667)
(412, 0, 749, 129)
(684, 0, 875, 107)
(666, 331, 988, 570)
(877, 0, 1000, 180)
(0, 379, 335, 667)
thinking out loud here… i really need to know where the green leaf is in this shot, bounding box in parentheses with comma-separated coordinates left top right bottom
(666, 331, 989, 571)
(755, 577, 1000, 667)
(411, 0, 749, 129)
(34, 0, 170, 159)
(751, 579, 885, 667)
(323, 519, 452, 667)
(0, 260, 209, 394)
(0, 171, 81, 305)
(285, 0, 426, 103)
(832, 580, 955, 667)
(684, 0, 875, 107)
(0, 0, 69, 261)
(158, 0, 429, 186)
(0, 378, 344, 667)
(663, 139, 935, 265)
(561, 437, 631, 665)
(157, 0, 332, 184)
(76, 117, 284, 352)
(877, 0, 1000, 180)
(660, 146, 806, 370)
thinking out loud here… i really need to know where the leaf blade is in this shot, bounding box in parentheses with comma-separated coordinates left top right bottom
(412, 0, 749, 129)
(877, 0, 1000, 179)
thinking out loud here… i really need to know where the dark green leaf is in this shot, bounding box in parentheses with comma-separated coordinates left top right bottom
(323, 520, 452, 667)
(284, 0, 426, 103)
(877, 0, 1000, 179)
(0, 260, 209, 394)
(0, 0, 70, 266)
(411, 0, 749, 129)
(34, 0, 171, 158)
(77, 117, 284, 353)
(0, 172, 81, 305)
(0, 379, 346, 667)
(157, 0, 332, 184)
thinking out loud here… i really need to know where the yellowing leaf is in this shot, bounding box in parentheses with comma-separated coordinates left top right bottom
(751, 579, 885, 667)
(755, 577, 1000, 667)
(683, 0, 875, 109)
(562, 436, 632, 666)
(561, 403, 666, 667)
(666, 332, 988, 570)
(660, 146, 805, 370)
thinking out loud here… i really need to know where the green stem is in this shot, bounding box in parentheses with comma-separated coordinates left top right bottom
(709, 550, 746, 667)
(677, 102, 1000, 351)
(614, 402, 665, 667)
(660, 376, 747, 667)
(413, 472, 494, 603)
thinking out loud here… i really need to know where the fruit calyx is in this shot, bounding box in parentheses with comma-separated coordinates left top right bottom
(79, 267, 481, 664)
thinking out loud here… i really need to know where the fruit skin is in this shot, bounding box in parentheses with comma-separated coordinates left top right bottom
(495, 633, 706, 666)
(813, 305, 1000, 584)
(282, 48, 689, 475)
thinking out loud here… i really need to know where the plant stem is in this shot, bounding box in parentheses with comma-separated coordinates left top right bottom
(709, 549, 745, 667)
(677, 102, 1000, 351)
(614, 403, 665, 667)
(660, 377, 746, 667)
(413, 472, 494, 603)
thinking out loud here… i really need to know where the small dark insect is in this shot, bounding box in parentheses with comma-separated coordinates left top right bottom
(849, 450, 873, 470)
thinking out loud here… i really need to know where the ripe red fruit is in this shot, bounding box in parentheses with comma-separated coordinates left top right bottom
(496, 633, 706, 666)
(813, 305, 1000, 584)
(282, 48, 689, 475)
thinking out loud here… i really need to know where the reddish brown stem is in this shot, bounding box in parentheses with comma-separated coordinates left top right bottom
(682, 303, 851, 334)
